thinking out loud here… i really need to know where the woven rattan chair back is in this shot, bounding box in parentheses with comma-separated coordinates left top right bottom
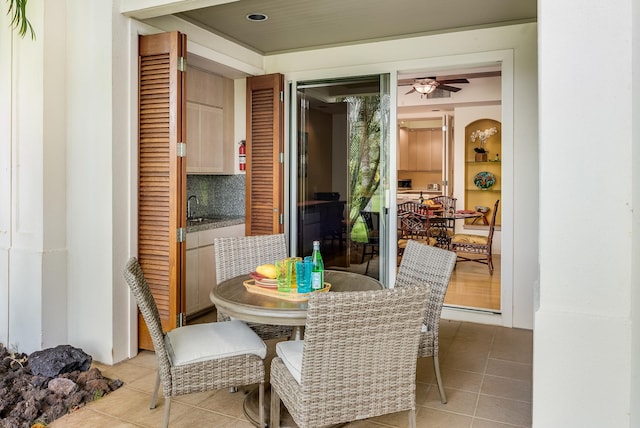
(123, 257, 173, 396)
(214, 234, 291, 339)
(214, 234, 287, 283)
(395, 239, 457, 403)
(270, 286, 427, 428)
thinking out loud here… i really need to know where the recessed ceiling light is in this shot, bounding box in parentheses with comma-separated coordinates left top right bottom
(246, 13, 268, 22)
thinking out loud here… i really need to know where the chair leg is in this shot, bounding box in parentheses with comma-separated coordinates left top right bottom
(270, 385, 281, 428)
(150, 371, 161, 409)
(162, 396, 171, 428)
(408, 408, 416, 428)
(488, 255, 494, 274)
(433, 356, 447, 404)
(259, 381, 265, 428)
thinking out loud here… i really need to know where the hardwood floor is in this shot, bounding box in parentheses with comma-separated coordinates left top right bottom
(445, 253, 501, 312)
(335, 246, 501, 313)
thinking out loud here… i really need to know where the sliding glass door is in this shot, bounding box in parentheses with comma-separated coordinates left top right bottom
(290, 74, 391, 283)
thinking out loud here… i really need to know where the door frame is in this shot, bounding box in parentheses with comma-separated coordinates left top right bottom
(282, 49, 514, 326)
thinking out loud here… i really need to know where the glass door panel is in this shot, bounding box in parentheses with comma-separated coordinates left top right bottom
(292, 75, 390, 282)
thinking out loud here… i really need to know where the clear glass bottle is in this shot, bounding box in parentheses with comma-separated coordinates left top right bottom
(310, 240, 324, 291)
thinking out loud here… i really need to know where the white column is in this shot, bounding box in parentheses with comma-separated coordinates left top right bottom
(1, 0, 68, 353)
(535, 0, 638, 426)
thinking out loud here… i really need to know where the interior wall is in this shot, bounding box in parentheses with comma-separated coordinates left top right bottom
(305, 110, 333, 199)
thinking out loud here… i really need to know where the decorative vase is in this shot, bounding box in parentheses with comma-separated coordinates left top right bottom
(475, 153, 488, 162)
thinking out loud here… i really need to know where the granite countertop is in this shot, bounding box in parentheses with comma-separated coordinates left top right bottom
(186, 215, 245, 233)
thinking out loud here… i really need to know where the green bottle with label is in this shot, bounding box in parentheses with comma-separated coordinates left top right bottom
(310, 240, 324, 291)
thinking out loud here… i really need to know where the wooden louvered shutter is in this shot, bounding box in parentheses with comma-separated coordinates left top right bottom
(246, 73, 285, 235)
(137, 32, 187, 350)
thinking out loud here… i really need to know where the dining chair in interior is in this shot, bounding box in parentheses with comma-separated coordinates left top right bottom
(359, 210, 380, 274)
(395, 239, 457, 404)
(427, 195, 457, 214)
(123, 257, 266, 428)
(449, 199, 500, 274)
(214, 233, 293, 340)
(397, 211, 436, 262)
(427, 195, 458, 240)
(270, 286, 428, 428)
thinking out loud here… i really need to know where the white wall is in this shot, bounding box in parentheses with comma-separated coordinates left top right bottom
(534, 0, 638, 425)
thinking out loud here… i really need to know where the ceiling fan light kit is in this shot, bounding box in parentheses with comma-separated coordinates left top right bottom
(413, 81, 438, 95)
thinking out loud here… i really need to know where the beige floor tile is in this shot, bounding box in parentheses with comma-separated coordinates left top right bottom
(87, 386, 189, 426)
(49, 408, 139, 427)
(46, 321, 533, 428)
(196, 386, 248, 418)
(438, 367, 484, 393)
(485, 359, 532, 383)
(441, 351, 489, 374)
(418, 386, 478, 416)
(170, 406, 250, 427)
(369, 410, 415, 427)
(474, 395, 532, 427)
(471, 418, 527, 428)
(480, 375, 532, 403)
(416, 357, 436, 383)
(415, 407, 473, 428)
(95, 358, 156, 384)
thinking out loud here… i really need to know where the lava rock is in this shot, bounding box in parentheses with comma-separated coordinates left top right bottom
(48, 378, 79, 396)
(29, 345, 92, 378)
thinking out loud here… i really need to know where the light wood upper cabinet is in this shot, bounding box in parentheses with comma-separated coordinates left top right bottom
(398, 128, 443, 171)
(186, 67, 234, 174)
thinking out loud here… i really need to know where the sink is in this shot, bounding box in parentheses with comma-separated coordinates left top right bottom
(187, 216, 225, 225)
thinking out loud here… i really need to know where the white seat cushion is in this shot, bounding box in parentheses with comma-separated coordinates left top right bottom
(276, 340, 304, 384)
(166, 320, 267, 366)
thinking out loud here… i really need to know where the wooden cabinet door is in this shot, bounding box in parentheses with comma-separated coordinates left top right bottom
(430, 128, 443, 171)
(245, 73, 285, 236)
(416, 129, 430, 170)
(137, 31, 187, 350)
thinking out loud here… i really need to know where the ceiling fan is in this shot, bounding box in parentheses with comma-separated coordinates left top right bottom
(400, 76, 470, 96)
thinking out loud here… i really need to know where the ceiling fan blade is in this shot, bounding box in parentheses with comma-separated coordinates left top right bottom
(437, 78, 469, 84)
(405, 87, 417, 95)
(437, 85, 463, 92)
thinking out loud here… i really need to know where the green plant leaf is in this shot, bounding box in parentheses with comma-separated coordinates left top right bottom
(6, 0, 35, 39)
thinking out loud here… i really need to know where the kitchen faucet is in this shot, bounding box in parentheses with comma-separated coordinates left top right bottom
(187, 195, 199, 219)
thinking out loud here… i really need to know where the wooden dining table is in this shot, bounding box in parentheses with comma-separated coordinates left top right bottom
(210, 269, 384, 427)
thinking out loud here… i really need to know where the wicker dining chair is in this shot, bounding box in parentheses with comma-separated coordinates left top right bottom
(214, 234, 293, 340)
(449, 199, 500, 274)
(395, 239, 457, 404)
(270, 286, 428, 428)
(123, 257, 266, 428)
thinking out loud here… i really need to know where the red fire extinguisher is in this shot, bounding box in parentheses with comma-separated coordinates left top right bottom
(239, 140, 246, 171)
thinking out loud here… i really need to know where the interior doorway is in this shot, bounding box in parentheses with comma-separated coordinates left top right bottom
(397, 66, 502, 313)
(291, 75, 391, 283)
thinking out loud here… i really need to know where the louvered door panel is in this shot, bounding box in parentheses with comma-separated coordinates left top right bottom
(246, 74, 284, 236)
(137, 32, 187, 350)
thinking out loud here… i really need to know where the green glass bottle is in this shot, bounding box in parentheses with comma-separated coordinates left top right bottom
(310, 240, 324, 291)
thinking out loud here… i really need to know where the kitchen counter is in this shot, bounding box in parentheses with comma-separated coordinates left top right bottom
(186, 215, 245, 233)
(397, 189, 441, 195)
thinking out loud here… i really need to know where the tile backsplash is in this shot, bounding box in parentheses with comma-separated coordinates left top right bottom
(186, 174, 246, 217)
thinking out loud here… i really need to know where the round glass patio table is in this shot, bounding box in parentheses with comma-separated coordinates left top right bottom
(210, 269, 384, 427)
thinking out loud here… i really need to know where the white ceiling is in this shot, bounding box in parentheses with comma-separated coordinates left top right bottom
(157, 0, 537, 56)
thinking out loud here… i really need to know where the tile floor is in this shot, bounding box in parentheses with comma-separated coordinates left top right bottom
(50, 319, 532, 428)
